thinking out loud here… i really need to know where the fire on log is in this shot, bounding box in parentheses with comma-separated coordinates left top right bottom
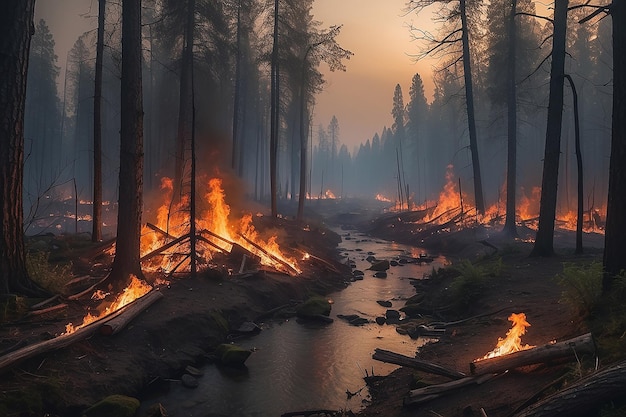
(470, 333, 596, 375)
(100, 290, 163, 335)
(373, 348, 467, 380)
(238, 233, 300, 276)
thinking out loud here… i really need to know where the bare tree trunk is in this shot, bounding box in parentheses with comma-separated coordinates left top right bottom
(92, 0, 106, 243)
(110, 0, 144, 289)
(297, 48, 311, 221)
(564, 75, 583, 254)
(503, 0, 518, 237)
(460, 0, 485, 214)
(0, 0, 47, 297)
(603, 0, 626, 292)
(231, 1, 242, 174)
(174, 0, 194, 201)
(531, 0, 568, 257)
(270, 0, 279, 217)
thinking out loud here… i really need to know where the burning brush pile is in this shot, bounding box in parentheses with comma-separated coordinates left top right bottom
(371, 165, 606, 244)
(140, 176, 301, 276)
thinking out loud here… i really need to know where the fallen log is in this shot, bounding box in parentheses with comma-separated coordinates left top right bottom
(470, 333, 595, 376)
(140, 234, 189, 262)
(100, 290, 164, 335)
(404, 373, 497, 406)
(0, 289, 162, 374)
(373, 348, 467, 379)
(512, 359, 626, 417)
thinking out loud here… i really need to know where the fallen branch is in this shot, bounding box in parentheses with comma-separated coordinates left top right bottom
(373, 348, 466, 379)
(26, 303, 67, 317)
(66, 274, 109, 300)
(404, 373, 498, 406)
(100, 290, 164, 335)
(238, 233, 300, 276)
(140, 234, 189, 262)
(512, 359, 626, 417)
(470, 333, 596, 376)
(30, 294, 60, 310)
(146, 222, 176, 240)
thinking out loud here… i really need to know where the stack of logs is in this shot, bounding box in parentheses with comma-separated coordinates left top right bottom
(374, 333, 626, 416)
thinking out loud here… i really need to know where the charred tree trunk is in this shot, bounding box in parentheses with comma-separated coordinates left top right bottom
(297, 47, 312, 221)
(174, 0, 194, 201)
(503, 0, 518, 237)
(92, 0, 106, 243)
(231, 1, 242, 174)
(460, 0, 485, 214)
(270, 0, 279, 217)
(110, 0, 144, 289)
(531, 0, 568, 257)
(564, 74, 583, 254)
(603, 0, 626, 292)
(0, 0, 47, 297)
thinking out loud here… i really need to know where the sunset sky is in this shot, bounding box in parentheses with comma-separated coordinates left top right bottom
(35, 0, 436, 151)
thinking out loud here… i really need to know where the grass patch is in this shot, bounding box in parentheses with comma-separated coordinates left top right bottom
(26, 251, 74, 294)
(557, 262, 603, 319)
(449, 258, 502, 308)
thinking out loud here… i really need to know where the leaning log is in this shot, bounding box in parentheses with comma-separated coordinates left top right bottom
(404, 373, 497, 406)
(373, 348, 467, 379)
(512, 359, 626, 417)
(470, 333, 595, 375)
(100, 290, 164, 335)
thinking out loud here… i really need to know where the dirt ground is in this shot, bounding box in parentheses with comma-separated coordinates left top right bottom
(0, 200, 615, 417)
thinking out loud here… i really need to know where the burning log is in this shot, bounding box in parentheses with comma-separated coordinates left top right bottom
(469, 333, 596, 376)
(140, 234, 190, 262)
(373, 348, 467, 380)
(404, 373, 498, 406)
(100, 290, 163, 335)
(512, 359, 626, 417)
(0, 286, 160, 374)
(146, 222, 176, 240)
(66, 275, 109, 300)
(238, 233, 300, 276)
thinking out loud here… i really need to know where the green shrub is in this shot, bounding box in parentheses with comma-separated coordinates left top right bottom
(449, 258, 501, 308)
(557, 262, 603, 319)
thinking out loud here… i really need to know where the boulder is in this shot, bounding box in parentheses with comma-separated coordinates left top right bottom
(296, 295, 331, 318)
(385, 309, 401, 324)
(376, 300, 393, 308)
(369, 260, 390, 271)
(373, 271, 387, 278)
(214, 343, 252, 366)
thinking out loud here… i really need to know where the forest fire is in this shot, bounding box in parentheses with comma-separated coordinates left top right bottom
(63, 275, 152, 335)
(387, 165, 605, 234)
(140, 176, 301, 275)
(475, 313, 535, 361)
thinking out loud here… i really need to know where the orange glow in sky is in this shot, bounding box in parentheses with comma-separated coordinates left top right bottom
(36, 0, 436, 150)
(312, 0, 436, 149)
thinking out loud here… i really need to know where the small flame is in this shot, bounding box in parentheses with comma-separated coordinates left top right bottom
(476, 313, 535, 361)
(63, 275, 152, 335)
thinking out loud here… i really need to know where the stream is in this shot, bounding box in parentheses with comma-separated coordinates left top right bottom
(143, 228, 446, 416)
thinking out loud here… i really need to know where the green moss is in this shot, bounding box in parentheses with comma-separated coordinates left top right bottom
(209, 310, 230, 334)
(296, 295, 331, 317)
(83, 394, 140, 417)
(214, 344, 252, 365)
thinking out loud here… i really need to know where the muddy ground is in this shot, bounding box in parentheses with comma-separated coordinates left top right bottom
(0, 198, 618, 417)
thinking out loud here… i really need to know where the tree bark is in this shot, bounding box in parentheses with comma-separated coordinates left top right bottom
(469, 333, 595, 376)
(270, 0, 279, 217)
(110, 0, 145, 289)
(512, 360, 626, 417)
(603, 0, 626, 292)
(564, 74, 583, 254)
(460, 0, 485, 214)
(92, 0, 106, 243)
(0, 0, 47, 297)
(531, 0, 569, 257)
(503, 0, 518, 237)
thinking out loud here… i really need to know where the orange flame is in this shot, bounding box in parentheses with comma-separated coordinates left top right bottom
(476, 313, 534, 361)
(140, 176, 300, 275)
(63, 275, 152, 335)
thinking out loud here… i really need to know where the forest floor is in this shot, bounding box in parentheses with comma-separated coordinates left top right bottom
(0, 198, 620, 417)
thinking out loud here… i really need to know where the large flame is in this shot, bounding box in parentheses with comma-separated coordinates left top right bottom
(140, 176, 300, 275)
(476, 313, 535, 361)
(63, 275, 152, 335)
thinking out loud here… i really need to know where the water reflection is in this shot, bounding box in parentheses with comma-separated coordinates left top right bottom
(143, 230, 444, 416)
